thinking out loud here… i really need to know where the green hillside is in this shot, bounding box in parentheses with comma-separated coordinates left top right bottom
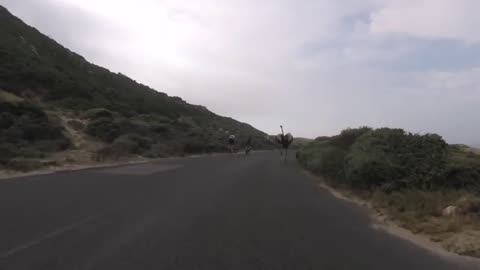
(0, 5, 273, 170)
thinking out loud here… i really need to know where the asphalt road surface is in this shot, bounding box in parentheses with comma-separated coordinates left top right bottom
(0, 151, 477, 270)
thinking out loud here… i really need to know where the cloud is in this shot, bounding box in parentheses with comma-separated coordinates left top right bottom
(370, 0, 480, 43)
(1, 0, 480, 144)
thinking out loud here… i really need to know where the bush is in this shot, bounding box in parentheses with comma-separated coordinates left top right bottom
(183, 140, 205, 154)
(442, 166, 480, 193)
(151, 123, 170, 133)
(129, 134, 152, 150)
(373, 190, 446, 218)
(16, 117, 65, 141)
(297, 127, 371, 179)
(456, 194, 480, 214)
(175, 116, 197, 131)
(143, 143, 170, 158)
(85, 117, 121, 142)
(330, 126, 372, 149)
(300, 144, 346, 178)
(205, 143, 225, 153)
(0, 112, 14, 129)
(66, 119, 85, 131)
(0, 101, 45, 117)
(0, 143, 17, 162)
(441, 148, 480, 193)
(112, 134, 152, 154)
(298, 127, 452, 191)
(33, 138, 71, 152)
(16, 147, 45, 159)
(84, 108, 114, 120)
(0, 100, 71, 164)
(346, 129, 448, 190)
(116, 118, 150, 136)
(111, 136, 139, 155)
(93, 146, 120, 162)
(5, 159, 45, 172)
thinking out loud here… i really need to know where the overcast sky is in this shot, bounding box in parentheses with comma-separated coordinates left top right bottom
(1, 0, 480, 144)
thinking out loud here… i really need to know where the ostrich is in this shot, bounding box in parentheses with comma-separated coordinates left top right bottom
(275, 125, 294, 163)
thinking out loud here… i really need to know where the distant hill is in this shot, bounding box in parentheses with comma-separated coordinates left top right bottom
(293, 137, 313, 146)
(0, 5, 273, 171)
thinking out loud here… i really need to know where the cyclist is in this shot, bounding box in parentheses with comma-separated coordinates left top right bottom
(245, 136, 252, 155)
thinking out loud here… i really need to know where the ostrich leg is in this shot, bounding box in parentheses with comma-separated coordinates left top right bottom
(284, 147, 288, 163)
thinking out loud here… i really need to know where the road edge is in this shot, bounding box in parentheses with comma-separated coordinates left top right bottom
(0, 150, 271, 180)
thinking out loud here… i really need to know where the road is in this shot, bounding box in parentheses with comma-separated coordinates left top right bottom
(0, 151, 476, 270)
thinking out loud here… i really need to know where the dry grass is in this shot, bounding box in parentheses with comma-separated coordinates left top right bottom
(370, 189, 480, 256)
(0, 89, 23, 103)
(372, 190, 480, 230)
(309, 173, 480, 257)
(49, 114, 106, 165)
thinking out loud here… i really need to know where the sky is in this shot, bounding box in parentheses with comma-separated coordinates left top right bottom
(1, 0, 480, 144)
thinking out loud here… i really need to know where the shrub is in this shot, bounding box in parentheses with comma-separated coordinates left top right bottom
(116, 118, 150, 136)
(344, 129, 448, 190)
(456, 194, 480, 214)
(17, 118, 65, 141)
(137, 114, 172, 124)
(301, 144, 346, 178)
(183, 140, 205, 154)
(85, 117, 121, 142)
(0, 112, 14, 129)
(93, 146, 119, 162)
(33, 138, 71, 152)
(112, 134, 152, 155)
(151, 123, 170, 133)
(372, 190, 451, 223)
(442, 148, 480, 193)
(0, 100, 71, 165)
(0, 143, 17, 162)
(84, 108, 114, 120)
(129, 134, 152, 150)
(298, 127, 452, 191)
(66, 119, 85, 131)
(16, 147, 45, 159)
(175, 116, 197, 131)
(143, 143, 170, 158)
(330, 126, 372, 149)
(0, 101, 45, 117)
(205, 143, 225, 153)
(111, 135, 140, 155)
(5, 159, 45, 172)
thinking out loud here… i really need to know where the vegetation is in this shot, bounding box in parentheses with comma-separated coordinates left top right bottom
(0, 5, 274, 170)
(298, 127, 480, 256)
(0, 96, 71, 167)
(298, 127, 480, 193)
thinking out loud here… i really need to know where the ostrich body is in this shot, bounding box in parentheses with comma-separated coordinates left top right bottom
(275, 125, 294, 163)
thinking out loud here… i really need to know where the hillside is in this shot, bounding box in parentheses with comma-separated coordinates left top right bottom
(0, 5, 274, 171)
